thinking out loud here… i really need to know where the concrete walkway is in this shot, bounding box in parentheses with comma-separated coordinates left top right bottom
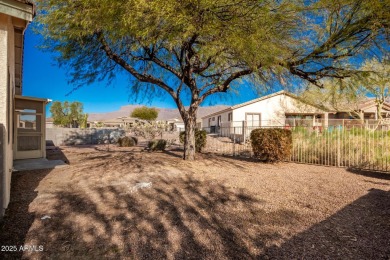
(13, 158, 68, 172)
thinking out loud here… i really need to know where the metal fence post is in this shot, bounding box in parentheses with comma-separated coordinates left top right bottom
(242, 121, 245, 143)
(233, 127, 236, 156)
(337, 127, 341, 167)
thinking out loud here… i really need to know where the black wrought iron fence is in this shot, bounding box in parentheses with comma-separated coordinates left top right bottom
(202, 123, 390, 172)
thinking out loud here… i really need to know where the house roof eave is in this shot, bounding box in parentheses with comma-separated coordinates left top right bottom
(201, 107, 233, 119)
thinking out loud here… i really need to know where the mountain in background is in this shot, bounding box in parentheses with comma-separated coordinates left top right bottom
(88, 105, 229, 122)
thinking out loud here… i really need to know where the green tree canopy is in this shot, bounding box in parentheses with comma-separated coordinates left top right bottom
(36, 0, 390, 159)
(50, 101, 88, 128)
(131, 106, 159, 121)
(301, 57, 390, 120)
(357, 58, 390, 119)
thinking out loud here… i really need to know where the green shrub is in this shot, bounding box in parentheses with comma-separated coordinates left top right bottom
(148, 139, 167, 151)
(118, 136, 136, 147)
(250, 128, 292, 162)
(179, 129, 207, 152)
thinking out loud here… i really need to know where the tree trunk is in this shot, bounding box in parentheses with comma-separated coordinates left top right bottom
(183, 114, 197, 160)
(377, 102, 383, 120)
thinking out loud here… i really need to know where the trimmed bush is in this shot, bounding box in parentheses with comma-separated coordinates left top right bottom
(250, 128, 292, 162)
(118, 136, 136, 147)
(148, 139, 167, 151)
(179, 129, 207, 152)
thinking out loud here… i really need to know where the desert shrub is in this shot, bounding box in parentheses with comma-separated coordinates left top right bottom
(179, 129, 207, 152)
(148, 139, 167, 151)
(250, 128, 292, 162)
(130, 136, 138, 145)
(118, 136, 136, 147)
(131, 121, 166, 140)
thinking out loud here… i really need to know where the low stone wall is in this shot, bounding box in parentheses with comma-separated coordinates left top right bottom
(46, 128, 126, 146)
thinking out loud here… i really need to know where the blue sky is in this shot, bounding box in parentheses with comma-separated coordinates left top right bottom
(22, 26, 262, 116)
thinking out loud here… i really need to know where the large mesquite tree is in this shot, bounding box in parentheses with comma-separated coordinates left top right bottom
(36, 0, 389, 160)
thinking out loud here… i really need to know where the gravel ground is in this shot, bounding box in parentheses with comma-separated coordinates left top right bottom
(0, 145, 389, 259)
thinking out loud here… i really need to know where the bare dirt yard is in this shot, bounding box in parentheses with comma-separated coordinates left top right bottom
(0, 145, 389, 259)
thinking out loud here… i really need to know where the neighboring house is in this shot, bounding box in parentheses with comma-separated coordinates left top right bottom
(91, 117, 137, 128)
(330, 99, 390, 121)
(166, 118, 185, 132)
(201, 90, 390, 141)
(1, 0, 49, 217)
(203, 91, 390, 129)
(202, 91, 329, 130)
(165, 118, 203, 132)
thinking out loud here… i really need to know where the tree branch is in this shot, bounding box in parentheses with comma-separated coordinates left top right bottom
(143, 47, 183, 79)
(198, 69, 252, 104)
(96, 32, 177, 100)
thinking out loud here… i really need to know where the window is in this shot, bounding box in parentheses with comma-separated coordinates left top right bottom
(246, 113, 261, 127)
(16, 109, 40, 132)
(212, 117, 215, 121)
(18, 114, 37, 130)
(217, 116, 221, 127)
(228, 113, 232, 121)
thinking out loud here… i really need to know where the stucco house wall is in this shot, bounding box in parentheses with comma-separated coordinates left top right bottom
(202, 110, 231, 128)
(0, 13, 16, 217)
(232, 93, 326, 126)
(0, 0, 34, 217)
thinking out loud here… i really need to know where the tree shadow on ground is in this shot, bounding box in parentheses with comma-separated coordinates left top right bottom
(263, 188, 390, 259)
(162, 150, 183, 159)
(18, 175, 300, 259)
(346, 168, 390, 180)
(0, 169, 52, 259)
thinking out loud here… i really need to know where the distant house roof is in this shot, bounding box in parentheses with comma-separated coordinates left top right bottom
(201, 90, 330, 119)
(324, 97, 390, 113)
(357, 99, 390, 111)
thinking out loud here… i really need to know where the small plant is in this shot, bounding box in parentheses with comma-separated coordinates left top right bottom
(148, 139, 167, 151)
(118, 136, 136, 147)
(250, 128, 292, 162)
(179, 129, 207, 152)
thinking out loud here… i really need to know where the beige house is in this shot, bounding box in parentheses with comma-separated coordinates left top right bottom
(202, 91, 330, 130)
(201, 91, 390, 141)
(1, 0, 49, 217)
(203, 91, 390, 129)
